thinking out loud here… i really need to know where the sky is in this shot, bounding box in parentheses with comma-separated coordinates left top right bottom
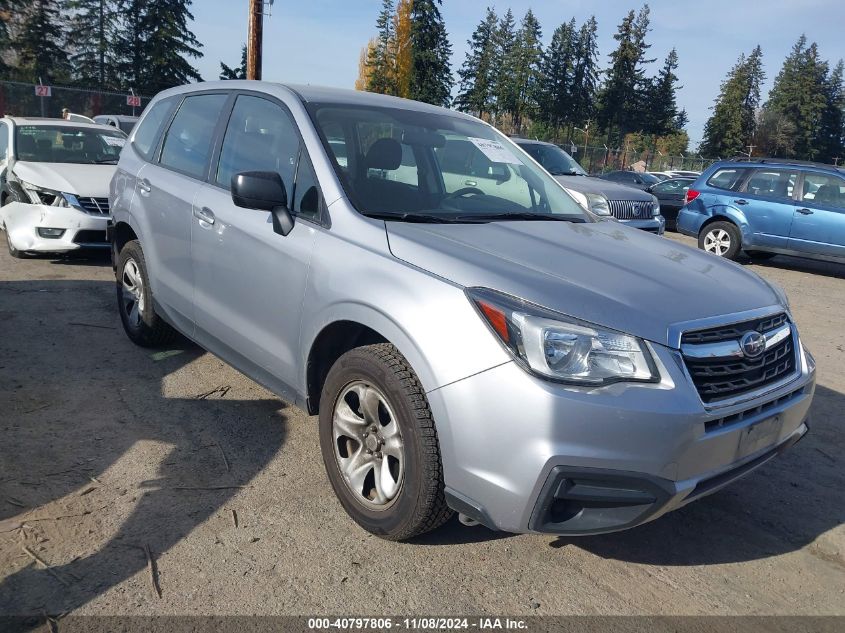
(190, 0, 845, 150)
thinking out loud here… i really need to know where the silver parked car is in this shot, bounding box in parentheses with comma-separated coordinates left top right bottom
(109, 82, 815, 540)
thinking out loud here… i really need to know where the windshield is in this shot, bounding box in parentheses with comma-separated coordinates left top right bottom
(519, 143, 588, 176)
(308, 104, 588, 223)
(14, 125, 126, 164)
(639, 172, 662, 185)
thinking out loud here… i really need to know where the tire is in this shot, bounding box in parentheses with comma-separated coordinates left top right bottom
(116, 240, 178, 347)
(745, 250, 776, 261)
(699, 221, 742, 260)
(319, 343, 453, 540)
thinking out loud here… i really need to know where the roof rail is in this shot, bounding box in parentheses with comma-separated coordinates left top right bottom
(730, 156, 843, 171)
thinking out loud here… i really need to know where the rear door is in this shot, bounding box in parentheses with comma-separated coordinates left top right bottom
(788, 170, 845, 259)
(190, 93, 319, 398)
(134, 92, 229, 332)
(734, 167, 800, 249)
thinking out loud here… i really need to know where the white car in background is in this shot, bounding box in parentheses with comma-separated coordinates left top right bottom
(0, 116, 126, 257)
(93, 114, 139, 134)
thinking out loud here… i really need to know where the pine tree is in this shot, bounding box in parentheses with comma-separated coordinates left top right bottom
(454, 7, 498, 118)
(817, 60, 844, 162)
(493, 9, 517, 123)
(0, 0, 14, 76)
(569, 16, 600, 131)
(392, 0, 413, 98)
(699, 47, 765, 157)
(12, 0, 70, 83)
(537, 19, 575, 129)
(501, 9, 542, 133)
(366, 0, 397, 95)
(66, 0, 120, 89)
(354, 38, 378, 91)
(114, 0, 202, 95)
(765, 36, 831, 159)
(220, 44, 247, 80)
(597, 5, 654, 144)
(644, 48, 682, 136)
(408, 0, 452, 106)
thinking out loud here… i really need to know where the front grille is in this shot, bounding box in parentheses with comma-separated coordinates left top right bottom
(608, 199, 654, 220)
(77, 197, 110, 215)
(73, 230, 108, 244)
(681, 313, 797, 403)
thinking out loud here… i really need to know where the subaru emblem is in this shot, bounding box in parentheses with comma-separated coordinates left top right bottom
(740, 331, 766, 358)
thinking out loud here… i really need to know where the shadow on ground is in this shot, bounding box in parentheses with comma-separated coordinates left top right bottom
(0, 279, 289, 616)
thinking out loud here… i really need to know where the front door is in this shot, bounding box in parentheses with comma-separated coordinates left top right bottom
(191, 94, 319, 397)
(788, 170, 845, 259)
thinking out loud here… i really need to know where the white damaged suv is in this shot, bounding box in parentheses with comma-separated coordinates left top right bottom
(0, 116, 126, 257)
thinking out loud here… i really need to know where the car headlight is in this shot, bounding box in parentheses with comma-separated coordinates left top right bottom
(19, 180, 73, 207)
(651, 195, 661, 217)
(564, 189, 613, 218)
(468, 288, 659, 386)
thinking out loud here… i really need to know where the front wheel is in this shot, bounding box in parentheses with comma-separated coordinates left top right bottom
(699, 221, 742, 260)
(319, 343, 453, 540)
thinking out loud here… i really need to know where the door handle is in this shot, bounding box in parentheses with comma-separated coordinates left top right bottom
(734, 199, 748, 205)
(193, 207, 215, 225)
(463, 179, 478, 187)
(138, 179, 151, 195)
(796, 208, 814, 215)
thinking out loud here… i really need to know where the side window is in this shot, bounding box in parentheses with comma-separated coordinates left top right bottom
(0, 123, 8, 161)
(801, 172, 845, 210)
(707, 168, 748, 191)
(653, 180, 687, 194)
(292, 151, 321, 222)
(160, 93, 228, 179)
(744, 169, 798, 200)
(132, 96, 178, 160)
(216, 95, 299, 197)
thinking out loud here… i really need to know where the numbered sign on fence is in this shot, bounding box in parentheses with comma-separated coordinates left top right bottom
(34, 85, 51, 97)
(126, 95, 141, 107)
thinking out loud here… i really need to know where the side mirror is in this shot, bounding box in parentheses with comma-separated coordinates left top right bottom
(231, 171, 294, 236)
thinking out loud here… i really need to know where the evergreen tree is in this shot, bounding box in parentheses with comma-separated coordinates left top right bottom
(219, 44, 247, 80)
(66, 0, 120, 89)
(699, 47, 765, 157)
(366, 0, 397, 95)
(408, 0, 452, 107)
(115, 0, 202, 94)
(569, 16, 600, 130)
(765, 36, 831, 159)
(597, 5, 654, 144)
(12, 0, 70, 83)
(0, 0, 14, 76)
(644, 48, 682, 135)
(354, 38, 378, 91)
(817, 60, 844, 162)
(537, 19, 575, 128)
(501, 9, 542, 133)
(493, 9, 517, 122)
(454, 7, 498, 118)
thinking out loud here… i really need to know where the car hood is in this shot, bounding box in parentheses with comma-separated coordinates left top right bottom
(12, 162, 115, 198)
(554, 175, 653, 201)
(385, 220, 780, 347)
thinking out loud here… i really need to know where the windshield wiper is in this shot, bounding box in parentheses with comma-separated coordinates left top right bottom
(454, 212, 585, 223)
(363, 211, 476, 224)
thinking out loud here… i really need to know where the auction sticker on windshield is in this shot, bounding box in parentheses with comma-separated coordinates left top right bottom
(102, 136, 126, 147)
(468, 137, 522, 165)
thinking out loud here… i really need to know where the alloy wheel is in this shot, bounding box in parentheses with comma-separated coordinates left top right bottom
(121, 258, 145, 327)
(703, 228, 731, 256)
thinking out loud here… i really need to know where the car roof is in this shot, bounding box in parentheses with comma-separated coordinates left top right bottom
(153, 80, 480, 122)
(3, 116, 118, 131)
(94, 114, 139, 121)
(714, 158, 844, 176)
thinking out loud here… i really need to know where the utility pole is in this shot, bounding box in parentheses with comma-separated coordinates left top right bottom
(744, 144, 756, 159)
(246, 0, 264, 80)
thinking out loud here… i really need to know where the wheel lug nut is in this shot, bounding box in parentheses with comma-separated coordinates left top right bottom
(366, 449, 372, 455)
(363, 432, 369, 438)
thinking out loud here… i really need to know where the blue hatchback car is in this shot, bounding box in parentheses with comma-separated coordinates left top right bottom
(677, 159, 845, 262)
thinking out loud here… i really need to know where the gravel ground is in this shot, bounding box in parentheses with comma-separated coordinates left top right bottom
(0, 232, 843, 617)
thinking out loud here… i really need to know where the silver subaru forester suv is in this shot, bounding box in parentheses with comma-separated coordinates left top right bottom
(109, 82, 815, 540)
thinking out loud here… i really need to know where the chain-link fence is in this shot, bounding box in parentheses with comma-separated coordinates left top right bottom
(557, 141, 719, 175)
(0, 80, 151, 119)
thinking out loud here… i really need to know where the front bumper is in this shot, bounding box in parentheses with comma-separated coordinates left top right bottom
(0, 201, 109, 253)
(428, 342, 815, 535)
(618, 216, 665, 235)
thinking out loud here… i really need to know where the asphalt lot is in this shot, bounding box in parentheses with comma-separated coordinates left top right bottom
(0, 232, 843, 617)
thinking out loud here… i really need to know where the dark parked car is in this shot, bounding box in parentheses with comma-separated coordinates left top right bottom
(600, 170, 663, 191)
(647, 177, 694, 230)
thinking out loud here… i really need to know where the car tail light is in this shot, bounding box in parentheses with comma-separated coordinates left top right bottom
(685, 189, 700, 205)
